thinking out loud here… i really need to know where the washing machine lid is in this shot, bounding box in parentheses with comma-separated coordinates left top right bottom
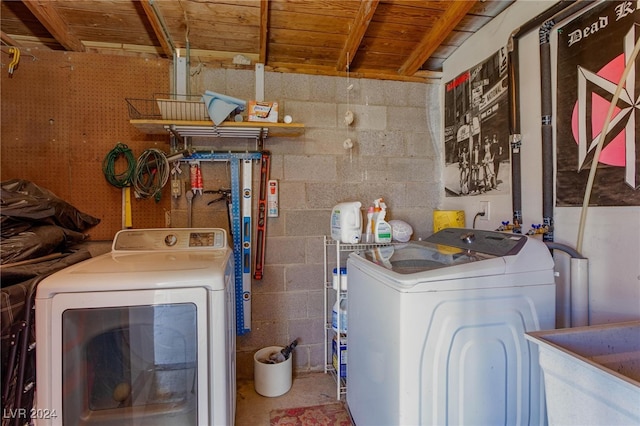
(35, 228, 233, 297)
(350, 228, 554, 283)
(424, 228, 528, 257)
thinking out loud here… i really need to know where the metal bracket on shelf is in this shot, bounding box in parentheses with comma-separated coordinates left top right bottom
(166, 124, 269, 140)
(166, 125, 184, 143)
(257, 129, 266, 151)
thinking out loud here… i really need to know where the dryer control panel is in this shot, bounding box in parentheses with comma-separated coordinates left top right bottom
(113, 228, 227, 251)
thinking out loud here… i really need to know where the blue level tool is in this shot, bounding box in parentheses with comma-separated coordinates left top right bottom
(242, 159, 253, 332)
(187, 151, 262, 335)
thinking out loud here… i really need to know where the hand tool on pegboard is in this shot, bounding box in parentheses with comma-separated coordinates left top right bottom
(185, 151, 262, 335)
(7, 47, 20, 77)
(241, 159, 253, 332)
(254, 151, 271, 280)
(205, 188, 233, 239)
(187, 161, 203, 227)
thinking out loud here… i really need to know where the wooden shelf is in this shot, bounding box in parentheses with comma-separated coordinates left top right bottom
(130, 119, 305, 138)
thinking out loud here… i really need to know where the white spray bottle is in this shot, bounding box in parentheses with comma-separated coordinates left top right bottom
(365, 207, 375, 243)
(373, 198, 392, 243)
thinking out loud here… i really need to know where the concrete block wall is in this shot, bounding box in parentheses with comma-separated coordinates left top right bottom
(171, 68, 443, 379)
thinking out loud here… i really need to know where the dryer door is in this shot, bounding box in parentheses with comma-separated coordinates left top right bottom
(39, 288, 209, 426)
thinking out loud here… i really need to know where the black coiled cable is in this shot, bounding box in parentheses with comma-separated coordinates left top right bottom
(133, 148, 169, 202)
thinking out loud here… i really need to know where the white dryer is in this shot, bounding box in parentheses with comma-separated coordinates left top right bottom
(35, 228, 236, 426)
(346, 228, 556, 426)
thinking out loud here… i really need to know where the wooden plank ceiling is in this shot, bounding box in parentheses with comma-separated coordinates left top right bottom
(1, 0, 514, 82)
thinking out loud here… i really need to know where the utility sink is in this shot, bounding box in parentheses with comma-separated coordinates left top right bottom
(526, 321, 640, 425)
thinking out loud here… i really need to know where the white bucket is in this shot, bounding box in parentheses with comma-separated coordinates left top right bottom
(253, 346, 292, 397)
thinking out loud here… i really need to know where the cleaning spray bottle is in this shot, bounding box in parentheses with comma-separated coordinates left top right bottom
(373, 198, 392, 243)
(365, 206, 375, 243)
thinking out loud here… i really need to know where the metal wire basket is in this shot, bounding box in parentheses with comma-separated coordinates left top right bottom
(126, 94, 208, 121)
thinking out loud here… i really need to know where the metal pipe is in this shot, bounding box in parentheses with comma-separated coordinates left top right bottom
(535, 1, 596, 326)
(507, 45, 522, 232)
(506, 0, 595, 233)
(506, 1, 577, 232)
(537, 2, 596, 243)
(508, 1, 595, 327)
(540, 19, 555, 242)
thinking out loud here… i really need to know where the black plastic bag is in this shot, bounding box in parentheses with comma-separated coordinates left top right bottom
(1, 179, 100, 232)
(1, 179, 100, 264)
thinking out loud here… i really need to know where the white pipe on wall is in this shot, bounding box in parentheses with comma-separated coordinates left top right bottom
(570, 257, 590, 327)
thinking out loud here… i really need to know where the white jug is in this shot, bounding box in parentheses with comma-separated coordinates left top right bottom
(331, 202, 362, 244)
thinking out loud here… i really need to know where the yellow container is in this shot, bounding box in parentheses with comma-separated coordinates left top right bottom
(433, 210, 465, 232)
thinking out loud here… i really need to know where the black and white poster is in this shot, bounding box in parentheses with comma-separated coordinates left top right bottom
(443, 48, 510, 197)
(556, 0, 640, 206)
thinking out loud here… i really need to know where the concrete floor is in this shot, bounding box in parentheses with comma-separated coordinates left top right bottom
(235, 371, 341, 425)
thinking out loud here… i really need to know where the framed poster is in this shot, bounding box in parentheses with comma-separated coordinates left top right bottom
(444, 48, 510, 197)
(556, 0, 640, 206)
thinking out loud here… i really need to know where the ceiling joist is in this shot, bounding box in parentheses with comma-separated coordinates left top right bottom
(22, 0, 85, 52)
(140, 0, 174, 57)
(398, 0, 478, 76)
(1, 0, 513, 82)
(259, 0, 269, 64)
(1, 31, 21, 47)
(337, 0, 380, 73)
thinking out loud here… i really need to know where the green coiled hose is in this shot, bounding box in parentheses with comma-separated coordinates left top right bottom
(102, 142, 136, 188)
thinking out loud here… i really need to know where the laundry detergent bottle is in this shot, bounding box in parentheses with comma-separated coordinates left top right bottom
(331, 202, 362, 244)
(332, 298, 348, 333)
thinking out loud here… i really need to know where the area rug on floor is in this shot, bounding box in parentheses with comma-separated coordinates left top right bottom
(270, 402, 353, 426)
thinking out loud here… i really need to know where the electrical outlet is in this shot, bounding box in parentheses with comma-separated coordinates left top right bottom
(171, 179, 182, 198)
(479, 201, 490, 220)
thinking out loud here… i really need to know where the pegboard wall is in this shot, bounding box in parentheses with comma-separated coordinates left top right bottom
(1, 48, 171, 240)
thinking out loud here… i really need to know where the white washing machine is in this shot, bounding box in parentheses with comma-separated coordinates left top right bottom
(35, 228, 236, 426)
(346, 228, 556, 426)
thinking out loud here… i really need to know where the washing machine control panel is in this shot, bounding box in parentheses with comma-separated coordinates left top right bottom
(426, 228, 527, 257)
(113, 228, 227, 251)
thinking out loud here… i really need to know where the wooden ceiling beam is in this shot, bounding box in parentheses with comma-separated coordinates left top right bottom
(22, 0, 85, 52)
(140, 0, 174, 57)
(266, 61, 435, 83)
(337, 0, 379, 72)
(398, 0, 477, 76)
(259, 0, 269, 64)
(1, 31, 22, 47)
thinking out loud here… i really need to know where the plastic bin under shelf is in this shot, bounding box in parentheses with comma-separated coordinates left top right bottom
(526, 321, 640, 425)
